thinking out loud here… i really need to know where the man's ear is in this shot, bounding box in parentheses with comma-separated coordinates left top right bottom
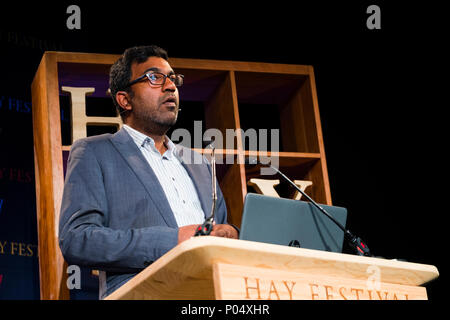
(115, 91, 132, 112)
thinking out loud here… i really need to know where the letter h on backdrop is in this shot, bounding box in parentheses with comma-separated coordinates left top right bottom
(61, 87, 122, 144)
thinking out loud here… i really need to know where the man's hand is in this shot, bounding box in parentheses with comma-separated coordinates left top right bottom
(210, 224, 238, 239)
(178, 224, 200, 244)
(177, 223, 238, 244)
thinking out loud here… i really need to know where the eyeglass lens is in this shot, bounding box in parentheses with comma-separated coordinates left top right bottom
(147, 72, 183, 86)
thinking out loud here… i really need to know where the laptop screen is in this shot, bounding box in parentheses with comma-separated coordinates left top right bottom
(239, 193, 347, 253)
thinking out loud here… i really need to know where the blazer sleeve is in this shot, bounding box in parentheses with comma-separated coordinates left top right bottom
(58, 139, 178, 273)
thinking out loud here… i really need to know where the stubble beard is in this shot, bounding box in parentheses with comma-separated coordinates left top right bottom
(134, 104, 179, 136)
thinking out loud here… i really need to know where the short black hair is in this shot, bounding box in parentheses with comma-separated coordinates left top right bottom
(109, 45, 169, 120)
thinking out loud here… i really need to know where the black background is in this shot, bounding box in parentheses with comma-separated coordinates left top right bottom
(0, 1, 446, 302)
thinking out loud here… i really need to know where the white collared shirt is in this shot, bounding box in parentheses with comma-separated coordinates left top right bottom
(123, 125, 206, 227)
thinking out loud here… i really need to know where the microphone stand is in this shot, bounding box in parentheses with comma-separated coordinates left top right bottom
(194, 142, 217, 236)
(249, 158, 372, 257)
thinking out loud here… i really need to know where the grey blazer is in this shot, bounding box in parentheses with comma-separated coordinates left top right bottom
(58, 128, 228, 298)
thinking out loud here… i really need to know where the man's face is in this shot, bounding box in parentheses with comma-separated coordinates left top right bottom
(128, 56, 180, 134)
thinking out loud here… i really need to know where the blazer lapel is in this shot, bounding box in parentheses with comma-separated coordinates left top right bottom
(175, 146, 212, 219)
(109, 128, 178, 228)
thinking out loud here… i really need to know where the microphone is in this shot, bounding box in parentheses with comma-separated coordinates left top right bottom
(194, 140, 217, 236)
(245, 157, 372, 257)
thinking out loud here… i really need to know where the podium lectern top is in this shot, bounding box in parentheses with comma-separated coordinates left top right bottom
(105, 237, 438, 300)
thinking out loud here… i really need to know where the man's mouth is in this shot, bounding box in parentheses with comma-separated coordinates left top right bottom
(161, 95, 177, 108)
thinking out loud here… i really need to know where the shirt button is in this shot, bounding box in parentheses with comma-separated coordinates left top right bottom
(172, 177, 175, 181)
(182, 200, 186, 204)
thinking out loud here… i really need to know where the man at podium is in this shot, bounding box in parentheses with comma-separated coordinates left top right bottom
(58, 45, 238, 299)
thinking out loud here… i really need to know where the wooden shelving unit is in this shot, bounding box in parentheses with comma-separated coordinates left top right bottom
(32, 51, 331, 299)
(169, 58, 332, 226)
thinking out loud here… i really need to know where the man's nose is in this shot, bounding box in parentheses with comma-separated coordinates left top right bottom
(162, 77, 177, 92)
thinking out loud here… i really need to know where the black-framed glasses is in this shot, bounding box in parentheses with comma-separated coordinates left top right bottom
(125, 71, 184, 88)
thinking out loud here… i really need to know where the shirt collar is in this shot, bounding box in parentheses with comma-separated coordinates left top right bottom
(123, 124, 176, 159)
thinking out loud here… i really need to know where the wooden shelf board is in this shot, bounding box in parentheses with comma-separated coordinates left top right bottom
(62, 146, 321, 159)
(170, 57, 312, 75)
(47, 52, 312, 75)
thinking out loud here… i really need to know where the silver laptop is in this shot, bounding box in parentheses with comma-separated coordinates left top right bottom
(239, 193, 347, 252)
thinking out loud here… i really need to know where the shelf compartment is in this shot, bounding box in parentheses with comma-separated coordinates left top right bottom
(244, 152, 329, 205)
(234, 71, 320, 153)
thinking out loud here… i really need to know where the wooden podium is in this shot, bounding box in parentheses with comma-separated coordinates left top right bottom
(105, 237, 438, 300)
